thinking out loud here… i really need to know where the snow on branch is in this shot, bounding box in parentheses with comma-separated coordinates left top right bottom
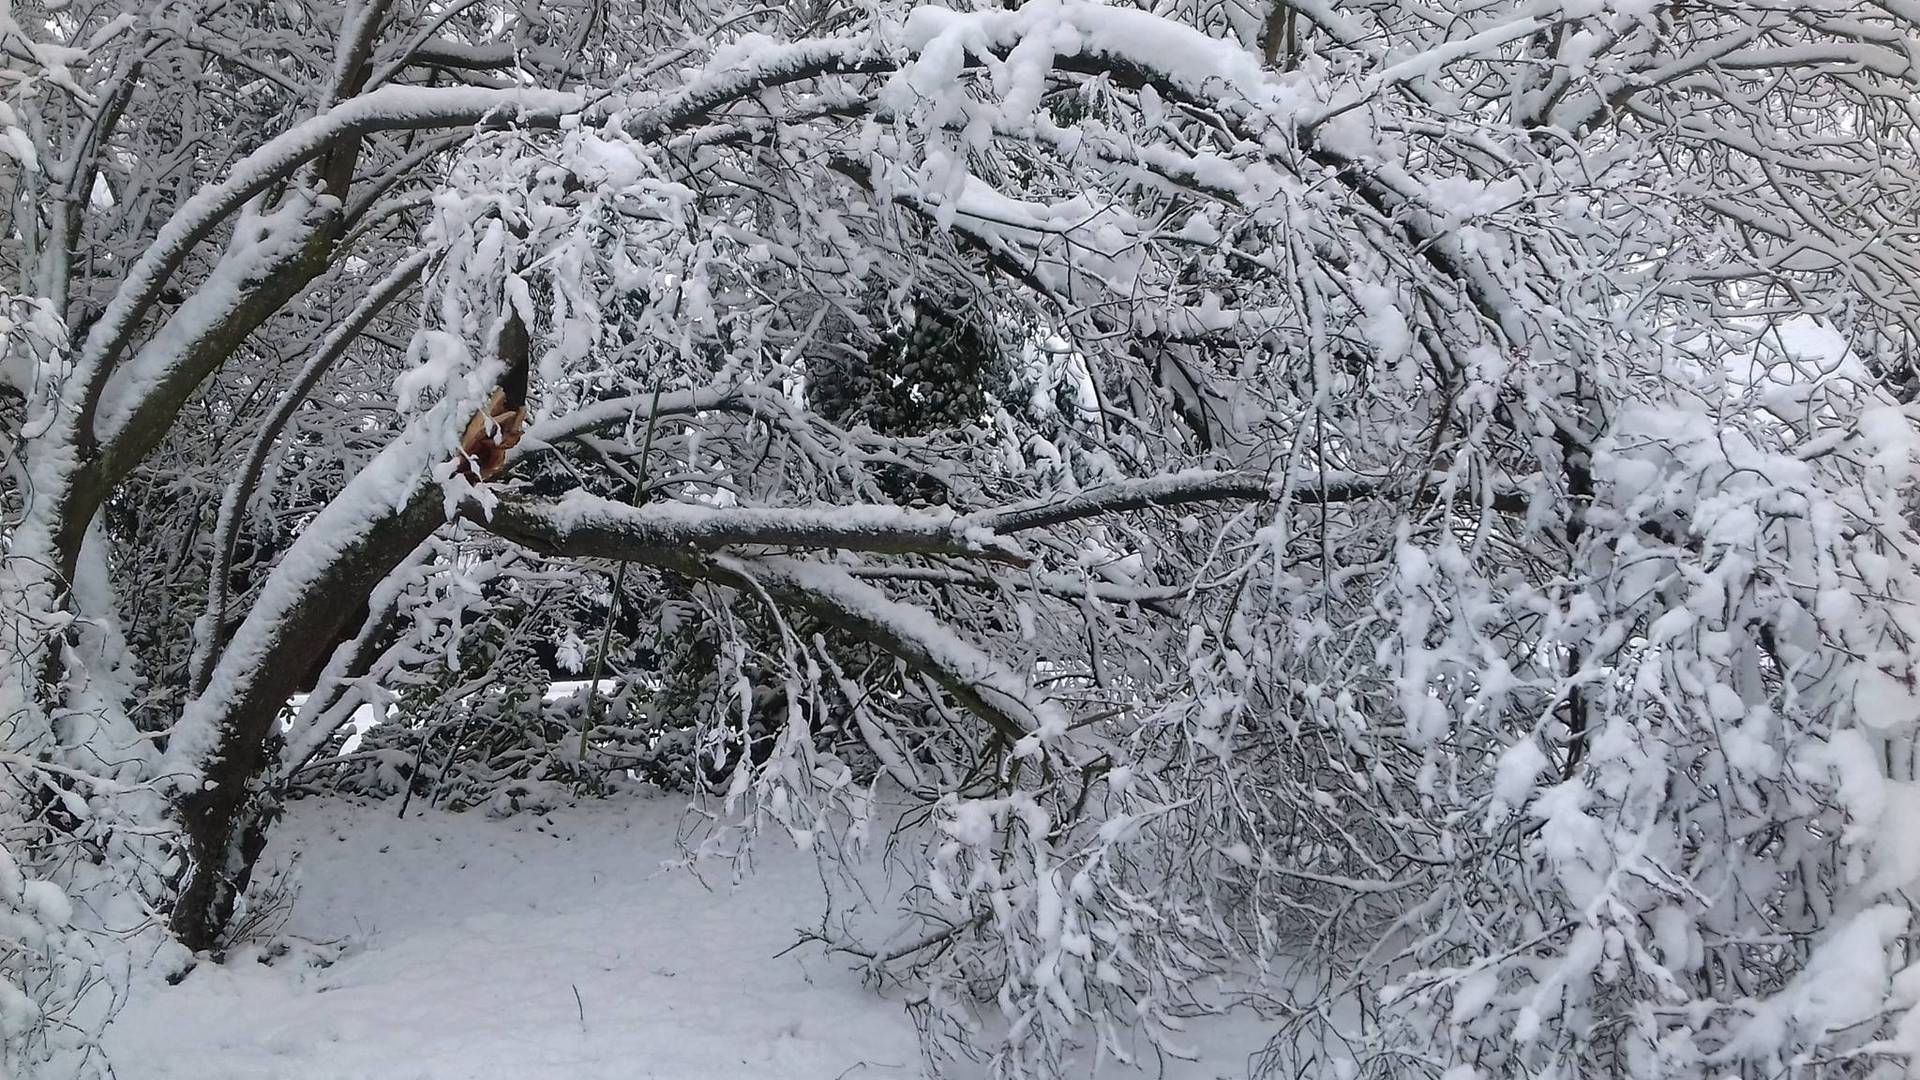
(466, 501, 1065, 747)
(969, 469, 1531, 533)
(628, 39, 894, 138)
(188, 250, 435, 694)
(478, 492, 1032, 566)
(162, 419, 458, 784)
(898, 2, 1281, 108)
(77, 85, 584, 383)
(713, 555, 1071, 751)
(515, 384, 763, 450)
(973, 470, 1332, 533)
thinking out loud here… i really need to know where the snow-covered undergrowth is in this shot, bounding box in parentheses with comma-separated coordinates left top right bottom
(103, 795, 1267, 1079)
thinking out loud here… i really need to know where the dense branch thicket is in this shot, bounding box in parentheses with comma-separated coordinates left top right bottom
(5, 0, 1920, 1076)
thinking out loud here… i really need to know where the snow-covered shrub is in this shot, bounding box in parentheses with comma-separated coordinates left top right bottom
(0, 828, 120, 1079)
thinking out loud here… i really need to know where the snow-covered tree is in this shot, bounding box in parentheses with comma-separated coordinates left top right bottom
(5, 0, 1920, 1075)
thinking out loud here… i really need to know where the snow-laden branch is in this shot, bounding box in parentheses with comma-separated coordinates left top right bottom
(91, 195, 338, 457)
(1303, 0, 1561, 127)
(478, 492, 1033, 566)
(76, 85, 584, 383)
(899, 2, 1277, 106)
(162, 420, 456, 785)
(515, 384, 761, 450)
(466, 502, 1068, 747)
(727, 555, 1072, 752)
(188, 250, 433, 693)
(466, 491, 1081, 749)
(276, 543, 436, 778)
(668, 553, 1071, 751)
(971, 470, 1307, 533)
(626, 39, 893, 139)
(967, 469, 1531, 533)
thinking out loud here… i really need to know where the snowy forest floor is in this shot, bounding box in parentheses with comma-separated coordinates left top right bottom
(103, 795, 1269, 1079)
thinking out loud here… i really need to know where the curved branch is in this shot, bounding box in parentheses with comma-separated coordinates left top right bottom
(721, 555, 1067, 750)
(479, 541, 1068, 750)
(188, 250, 431, 694)
(76, 84, 584, 385)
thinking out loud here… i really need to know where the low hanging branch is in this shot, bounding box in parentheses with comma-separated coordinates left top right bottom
(464, 508, 1065, 749)
(476, 493, 1034, 566)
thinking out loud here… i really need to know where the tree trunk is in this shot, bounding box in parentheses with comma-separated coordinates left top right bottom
(168, 487, 445, 949)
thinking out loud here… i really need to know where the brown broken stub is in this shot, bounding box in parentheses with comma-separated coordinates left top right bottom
(454, 389, 527, 481)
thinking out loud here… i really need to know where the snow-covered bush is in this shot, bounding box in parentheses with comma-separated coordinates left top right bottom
(0, 806, 122, 1080)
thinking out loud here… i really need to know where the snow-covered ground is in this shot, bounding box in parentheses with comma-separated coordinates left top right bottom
(104, 796, 1267, 1079)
